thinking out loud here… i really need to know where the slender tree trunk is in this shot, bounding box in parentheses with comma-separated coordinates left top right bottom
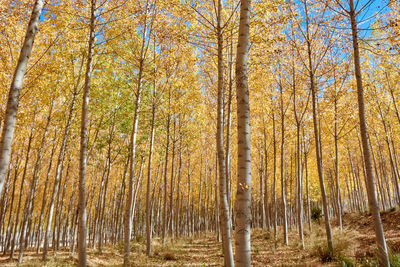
(216, 1, 234, 264)
(279, 82, 288, 246)
(18, 103, 53, 264)
(146, 61, 156, 256)
(43, 81, 79, 262)
(349, 2, 389, 265)
(169, 118, 176, 238)
(3, 151, 20, 255)
(124, 13, 149, 264)
(296, 126, 304, 248)
(175, 124, 183, 238)
(0, 153, 12, 250)
(386, 71, 400, 127)
(78, 1, 96, 264)
(36, 129, 57, 253)
(235, 0, 251, 264)
(272, 110, 278, 244)
(304, 146, 312, 232)
(309, 71, 333, 254)
(162, 89, 171, 244)
(304, 0, 333, 253)
(376, 104, 400, 204)
(370, 136, 385, 210)
(186, 157, 192, 236)
(0, 0, 44, 197)
(225, 45, 234, 227)
(262, 125, 269, 230)
(334, 104, 343, 232)
(98, 122, 115, 253)
(11, 113, 36, 259)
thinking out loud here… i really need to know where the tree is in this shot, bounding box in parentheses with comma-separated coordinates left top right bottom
(78, 0, 96, 265)
(0, 0, 44, 197)
(216, 0, 234, 264)
(235, 0, 251, 265)
(124, 0, 154, 264)
(348, 0, 390, 264)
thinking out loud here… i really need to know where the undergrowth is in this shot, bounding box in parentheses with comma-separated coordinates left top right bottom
(307, 225, 356, 263)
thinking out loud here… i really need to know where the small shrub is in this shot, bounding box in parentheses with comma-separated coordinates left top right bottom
(313, 244, 333, 263)
(135, 235, 144, 243)
(311, 206, 322, 222)
(354, 249, 399, 266)
(164, 252, 177, 261)
(358, 257, 378, 267)
(117, 242, 124, 252)
(390, 252, 400, 267)
(338, 255, 354, 266)
(263, 231, 272, 240)
(309, 226, 355, 264)
(389, 241, 400, 253)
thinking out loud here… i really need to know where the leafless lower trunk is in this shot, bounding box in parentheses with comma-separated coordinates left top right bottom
(349, 1, 389, 264)
(235, 0, 251, 265)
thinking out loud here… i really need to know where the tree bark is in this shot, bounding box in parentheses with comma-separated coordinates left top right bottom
(349, 1, 389, 265)
(36, 129, 57, 253)
(0, 0, 44, 197)
(216, 0, 234, 264)
(18, 103, 53, 264)
(124, 10, 149, 264)
(235, 0, 251, 264)
(304, 0, 333, 254)
(146, 56, 157, 256)
(272, 109, 278, 244)
(279, 82, 288, 246)
(78, 0, 96, 264)
(10, 113, 36, 259)
(162, 89, 171, 244)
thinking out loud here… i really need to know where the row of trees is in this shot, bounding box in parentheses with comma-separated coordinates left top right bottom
(0, 0, 399, 266)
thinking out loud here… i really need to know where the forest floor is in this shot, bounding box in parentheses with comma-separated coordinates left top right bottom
(1, 209, 400, 266)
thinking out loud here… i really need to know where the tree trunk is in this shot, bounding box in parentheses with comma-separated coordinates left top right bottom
(272, 110, 278, 244)
(349, 1, 389, 265)
(36, 129, 57, 253)
(18, 103, 53, 264)
(304, 0, 333, 253)
(162, 89, 171, 244)
(235, 0, 251, 264)
(334, 99, 343, 232)
(11, 113, 36, 259)
(78, 0, 96, 264)
(279, 82, 288, 246)
(146, 60, 156, 256)
(175, 124, 183, 238)
(43, 83, 78, 262)
(168, 118, 176, 238)
(124, 13, 149, 265)
(0, 0, 44, 197)
(216, 1, 234, 264)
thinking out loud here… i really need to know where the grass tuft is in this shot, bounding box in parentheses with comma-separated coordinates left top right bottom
(308, 225, 356, 264)
(163, 251, 177, 261)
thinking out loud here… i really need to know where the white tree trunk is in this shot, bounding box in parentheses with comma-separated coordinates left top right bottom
(216, 0, 234, 264)
(0, 0, 44, 197)
(78, 0, 96, 265)
(235, 0, 251, 265)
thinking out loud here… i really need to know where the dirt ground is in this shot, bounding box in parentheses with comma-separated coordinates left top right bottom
(341, 209, 400, 260)
(1, 209, 399, 266)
